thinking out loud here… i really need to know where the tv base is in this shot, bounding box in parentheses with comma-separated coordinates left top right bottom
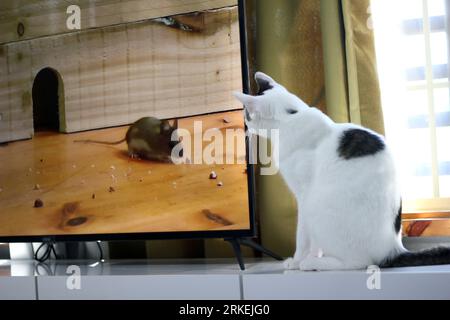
(225, 238, 283, 270)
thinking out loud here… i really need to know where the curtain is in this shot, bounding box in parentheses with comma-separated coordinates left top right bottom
(321, 0, 385, 134)
(253, 0, 385, 257)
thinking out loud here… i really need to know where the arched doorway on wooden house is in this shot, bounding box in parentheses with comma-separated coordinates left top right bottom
(32, 67, 65, 133)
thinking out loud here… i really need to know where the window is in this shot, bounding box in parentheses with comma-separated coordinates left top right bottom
(372, 0, 450, 217)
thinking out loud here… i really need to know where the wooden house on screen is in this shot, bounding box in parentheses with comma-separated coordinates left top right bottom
(0, 0, 243, 143)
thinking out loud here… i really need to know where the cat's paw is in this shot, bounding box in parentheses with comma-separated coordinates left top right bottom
(299, 258, 318, 271)
(299, 256, 344, 271)
(284, 257, 301, 270)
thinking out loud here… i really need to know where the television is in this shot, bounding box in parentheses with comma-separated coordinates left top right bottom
(0, 0, 256, 246)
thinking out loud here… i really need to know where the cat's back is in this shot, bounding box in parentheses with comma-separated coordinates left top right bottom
(313, 122, 396, 183)
(335, 124, 386, 160)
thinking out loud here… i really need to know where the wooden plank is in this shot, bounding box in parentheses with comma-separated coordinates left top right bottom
(6, 41, 33, 141)
(78, 31, 106, 131)
(204, 7, 242, 114)
(0, 111, 249, 237)
(402, 212, 450, 220)
(52, 33, 81, 133)
(403, 219, 450, 237)
(102, 26, 129, 127)
(0, 0, 238, 44)
(0, 45, 11, 143)
(126, 22, 156, 121)
(152, 21, 182, 119)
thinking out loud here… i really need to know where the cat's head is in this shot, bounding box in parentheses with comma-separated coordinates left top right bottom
(234, 72, 309, 130)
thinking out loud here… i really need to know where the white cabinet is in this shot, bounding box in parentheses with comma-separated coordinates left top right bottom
(242, 261, 450, 300)
(35, 259, 241, 300)
(0, 260, 36, 300)
(0, 277, 36, 300)
(2, 259, 450, 300)
(38, 275, 240, 300)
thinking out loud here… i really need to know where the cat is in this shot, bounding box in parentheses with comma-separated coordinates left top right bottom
(234, 71, 450, 270)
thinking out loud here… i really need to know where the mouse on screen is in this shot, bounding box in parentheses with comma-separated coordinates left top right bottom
(74, 117, 183, 163)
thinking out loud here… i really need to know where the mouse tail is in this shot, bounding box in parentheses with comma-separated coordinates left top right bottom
(73, 138, 126, 145)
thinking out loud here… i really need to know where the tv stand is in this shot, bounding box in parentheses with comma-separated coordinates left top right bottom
(225, 238, 283, 270)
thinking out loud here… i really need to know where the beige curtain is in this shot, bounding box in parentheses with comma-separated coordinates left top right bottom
(321, 0, 385, 134)
(253, 0, 385, 257)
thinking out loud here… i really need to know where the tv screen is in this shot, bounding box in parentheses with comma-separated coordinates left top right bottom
(0, 0, 254, 242)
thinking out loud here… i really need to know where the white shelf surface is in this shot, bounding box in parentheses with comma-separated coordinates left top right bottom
(0, 260, 37, 300)
(1, 259, 450, 299)
(243, 261, 450, 300)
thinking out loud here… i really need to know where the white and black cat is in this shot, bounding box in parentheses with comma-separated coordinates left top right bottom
(234, 71, 450, 270)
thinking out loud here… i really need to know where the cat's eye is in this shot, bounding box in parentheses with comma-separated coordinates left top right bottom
(287, 109, 298, 114)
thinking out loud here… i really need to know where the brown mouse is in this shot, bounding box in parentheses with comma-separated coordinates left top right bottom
(74, 117, 183, 163)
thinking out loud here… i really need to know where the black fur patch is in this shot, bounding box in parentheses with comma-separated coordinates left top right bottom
(338, 129, 385, 160)
(394, 199, 402, 234)
(256, 78, 273, 96)
(381, 247, 450, 268)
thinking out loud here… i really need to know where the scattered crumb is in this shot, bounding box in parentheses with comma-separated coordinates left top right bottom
(139, 178, 144, 182)
(111, 174, 117, 182)
(147, 170, 152, 175)
(40, 159, 44, 163)
(110, 165, 116, 170)
(217, 181, 223, 187)
(223, 117, 231, 124)
(91, 164, 96, 168)
(34, 184, 40, 190)
(92, 193, 96, 199)
(72, 164, 77, 169)
(109, 186, 115, 193)
(209, 171, 217, 179)
(34, 199, 44, 208)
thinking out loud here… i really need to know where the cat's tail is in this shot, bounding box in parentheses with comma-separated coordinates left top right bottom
(380, 246, 450, 268)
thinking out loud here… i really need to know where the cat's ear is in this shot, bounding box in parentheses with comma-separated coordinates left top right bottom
(234, 92, 256, 105)
(255, 71, 276, 84)
(233, 92, 258, 113)
(255, 71, 276, 95)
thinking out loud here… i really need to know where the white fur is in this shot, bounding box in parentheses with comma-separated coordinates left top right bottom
(235, 72, 406, 270)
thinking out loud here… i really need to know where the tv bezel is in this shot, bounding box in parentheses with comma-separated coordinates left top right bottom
(0, 0, 257, 243)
